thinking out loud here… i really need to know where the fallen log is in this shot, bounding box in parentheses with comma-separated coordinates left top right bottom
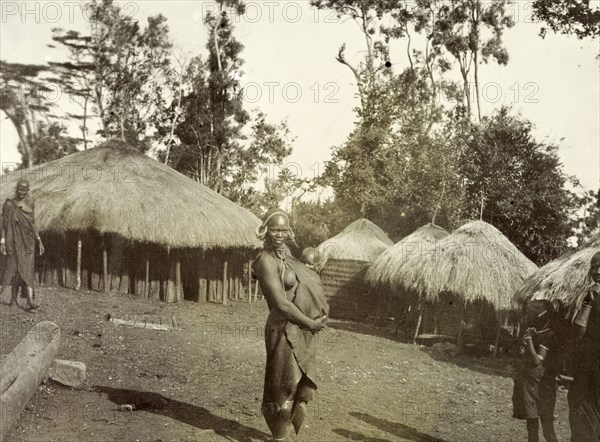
(0, 321, 61, 441)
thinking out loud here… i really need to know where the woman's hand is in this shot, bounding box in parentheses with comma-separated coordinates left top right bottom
(38, 238, 45, 256)
(0, 243, 5, 255)
(310, 315, 328, 333)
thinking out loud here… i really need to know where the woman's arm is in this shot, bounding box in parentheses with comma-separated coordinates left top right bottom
(255, 255, 325, 331)
(29, 200, 44, 255)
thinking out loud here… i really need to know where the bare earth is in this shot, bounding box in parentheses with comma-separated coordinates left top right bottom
(0, 286, 570, 442)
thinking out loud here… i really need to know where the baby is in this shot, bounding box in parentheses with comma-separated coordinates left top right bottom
(300, 247, 321, 271)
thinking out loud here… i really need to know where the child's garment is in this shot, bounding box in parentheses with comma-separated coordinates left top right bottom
(513, 329, 558, 420)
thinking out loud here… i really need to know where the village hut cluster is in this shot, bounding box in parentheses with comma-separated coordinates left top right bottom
(2, 139, 598, 356)
(0, 140, 262, 304)
(361, 220, 537, 352)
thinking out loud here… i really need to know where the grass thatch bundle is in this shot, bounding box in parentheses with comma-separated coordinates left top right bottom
(317, 218, 393, 264)
(365, 223, 449, 292)
(515, 233, 600, 317)
(393, 220, 537, 310)
(0, 140, 262, 250)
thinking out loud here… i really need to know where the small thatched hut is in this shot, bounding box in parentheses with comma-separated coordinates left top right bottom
(515, 233, 600, 319)
(316, 218, 393, 320)
(0, 140, 262, 303)
(390, 220, 537, 345)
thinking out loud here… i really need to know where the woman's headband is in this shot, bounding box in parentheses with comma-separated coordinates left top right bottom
(256, 208, 296, 246)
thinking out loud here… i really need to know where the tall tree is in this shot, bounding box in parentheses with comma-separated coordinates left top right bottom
(0, 61, 55, 167)
(533, 0, 600, 39)
(428, 0, 514, 121)
(47, 31, 95, 149)
(459, 106, 577, 264)
(51, 0, 173, 151)
(572, 187, 600, 245)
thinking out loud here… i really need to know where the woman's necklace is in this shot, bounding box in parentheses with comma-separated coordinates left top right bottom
(266, 244, 288, 282)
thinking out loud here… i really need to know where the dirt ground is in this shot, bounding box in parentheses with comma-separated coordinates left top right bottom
(1, 286, 571, 442)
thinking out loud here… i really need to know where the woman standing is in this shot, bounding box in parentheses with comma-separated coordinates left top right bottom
(253, 208, 329, 441)
(0, 178, 44, 310)
(568, 251, 600, 441)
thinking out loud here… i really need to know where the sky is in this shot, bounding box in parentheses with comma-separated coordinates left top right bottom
(1, 1, 599, 197)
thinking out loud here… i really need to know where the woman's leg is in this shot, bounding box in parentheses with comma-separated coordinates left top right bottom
(291, 377, 315, 435)
(527, 418, 540, 442)
(539, 415, 558, 442)
(26, 285, 38, 309)
(9, 282, 18, 305)
(262, 398, 294, 441)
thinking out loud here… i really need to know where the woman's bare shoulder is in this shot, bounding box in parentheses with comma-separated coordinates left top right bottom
(253, 250, 279, 274)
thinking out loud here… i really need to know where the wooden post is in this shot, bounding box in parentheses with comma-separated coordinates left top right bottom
(75, 238, 82, 291)
(248, 260, 252, 303)
(493, 314, 502, 358)
(456, 301, 466, 350)
(198, 277, 207, 302)
(413, 301, 424, 344)
(165, 251, 177, 303)
(175, 256, 182, 302)
(144, 256, 150, 298)
(222, 260, 228, 305)
(102, 243, 108, 292)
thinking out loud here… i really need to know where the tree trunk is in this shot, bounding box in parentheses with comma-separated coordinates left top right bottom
(0, 322, 61, 439)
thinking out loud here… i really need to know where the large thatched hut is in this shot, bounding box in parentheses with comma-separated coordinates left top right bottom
(365, 223, 449, 292)
(390, 220, 537, 346)
(515, 233, 600, 318)
(0, 140, 262, 303)
(316, 218, 393, 320)
(364, 224, 449, 337)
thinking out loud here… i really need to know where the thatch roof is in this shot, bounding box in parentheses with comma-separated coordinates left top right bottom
(317, 218, 394, 264)
(515, 233, 600, 316)
(365, 223, 449, 292)
(391, 220, 537, 309)
(0, 140, 262, 250)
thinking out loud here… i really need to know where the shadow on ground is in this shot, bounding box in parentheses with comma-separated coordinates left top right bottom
(421, 347, 516, 379)
(327, 320, 411, 344)
(95, 386, 269, 442)
(327, 320, 517, 380)
(335, 411, 453, 442)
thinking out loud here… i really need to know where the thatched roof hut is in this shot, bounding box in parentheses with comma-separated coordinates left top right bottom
(0, 140, 261, 303)
(394, 220, 537, 310)
(316, 218, 393, 320)
(365, 224, 449, 293)
(380, 220, 537, 345)
(0, 140, 261, 249)
(317, 218, 394, 264)
(515, 233, 600, 318)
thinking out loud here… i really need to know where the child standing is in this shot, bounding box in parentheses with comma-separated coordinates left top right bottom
(513, 299, 559, 442)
